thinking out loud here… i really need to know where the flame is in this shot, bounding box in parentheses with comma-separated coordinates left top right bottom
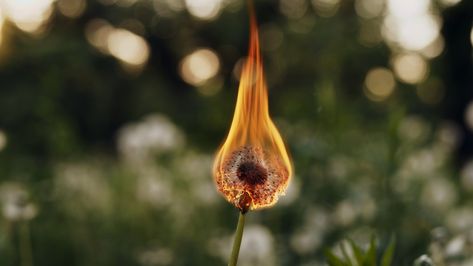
(213, 2, 292, 212)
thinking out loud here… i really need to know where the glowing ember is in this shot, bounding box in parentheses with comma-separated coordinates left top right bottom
(213, 3, 292, 212)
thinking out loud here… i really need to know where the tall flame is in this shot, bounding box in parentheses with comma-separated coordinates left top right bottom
(213, 2, 292, 212)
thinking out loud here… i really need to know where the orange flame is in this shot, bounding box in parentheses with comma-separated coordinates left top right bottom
(213, 2, 292, 212)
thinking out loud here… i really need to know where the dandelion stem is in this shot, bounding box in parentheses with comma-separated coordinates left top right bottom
(228, 212, 246, 266)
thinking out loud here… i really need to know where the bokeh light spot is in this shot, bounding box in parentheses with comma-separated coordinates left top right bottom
(85, 20, 150, 71)
(57, 0, 87, 18)
(2, 0, 55, 33)
(387, 0, 429, 18)
(311, 0, 341, 17)
(392, 53, 428, 84)
(85, 19, 114, 53)
(383, 0, 441, 52)
(420, 36, 445, 59)
(383, 14, 440, 51)
(107, 28, 150, 67)
(355, 0, 384, 19)
(185, 0, 222, 21)
(364, 67, 395, 101)
(180, 48, 220, 86)
(280, 0, 308, 19)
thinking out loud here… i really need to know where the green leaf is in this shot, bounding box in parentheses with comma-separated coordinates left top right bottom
(381, 236, 396, 266)
(341, 241, 355, 266)
(363, 236, 376, 266)
(348, 239, 364, 263)
(329, 235, 396, 266)
(325, 249, 348, 266)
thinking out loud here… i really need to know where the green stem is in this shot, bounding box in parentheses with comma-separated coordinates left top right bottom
(228, 212, 246, 266)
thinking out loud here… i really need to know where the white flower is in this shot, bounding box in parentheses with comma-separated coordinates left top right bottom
(135, 168, 173, 208)
(0, 183, 38, 221)
(117, 114, 185, 165)
(54, 162, 111, 213)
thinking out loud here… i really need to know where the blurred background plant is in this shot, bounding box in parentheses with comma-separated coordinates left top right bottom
(0, 0, 472, 265)
(325, 236, 395, 266)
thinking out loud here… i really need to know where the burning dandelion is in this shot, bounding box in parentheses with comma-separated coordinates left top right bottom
(213, 1, 293, 213)
(214, 1, 293, 264)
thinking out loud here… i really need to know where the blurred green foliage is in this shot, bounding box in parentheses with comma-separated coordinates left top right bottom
(0, 0, 471, 266)
(325, 236, 395, 266)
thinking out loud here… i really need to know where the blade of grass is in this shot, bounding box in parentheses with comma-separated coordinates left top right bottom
(325, 249, 348, 266)
(381, 236, 396, 266)
(363, 236, 376, 266)
(348, 239, 364, 263)
(341, 241, 356, 266)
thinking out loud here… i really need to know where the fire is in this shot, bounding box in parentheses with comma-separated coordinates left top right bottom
(213, 2, 292, 213)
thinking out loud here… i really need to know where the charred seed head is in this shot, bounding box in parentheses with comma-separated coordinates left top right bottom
(237, 162, 268, 185)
